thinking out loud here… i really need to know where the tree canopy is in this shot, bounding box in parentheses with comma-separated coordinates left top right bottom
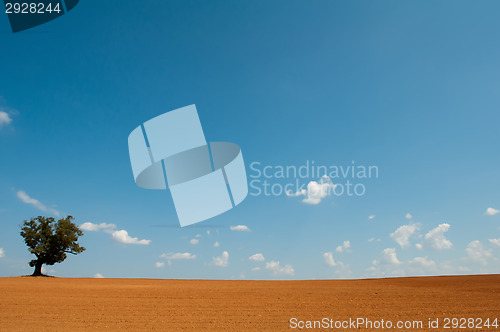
(20, 216, 86, 276)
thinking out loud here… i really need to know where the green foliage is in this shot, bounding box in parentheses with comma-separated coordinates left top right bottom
(20, 216, 86, 270)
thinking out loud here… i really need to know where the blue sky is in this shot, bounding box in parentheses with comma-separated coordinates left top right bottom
(0, 0, 499, 279)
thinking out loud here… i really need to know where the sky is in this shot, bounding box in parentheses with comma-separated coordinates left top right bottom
(0, 0, 499, 279)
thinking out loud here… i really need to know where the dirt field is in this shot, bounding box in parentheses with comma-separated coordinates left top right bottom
(0, 275, 499, 331)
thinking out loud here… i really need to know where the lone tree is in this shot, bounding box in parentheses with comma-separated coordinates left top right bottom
(20, 216, 86, 276)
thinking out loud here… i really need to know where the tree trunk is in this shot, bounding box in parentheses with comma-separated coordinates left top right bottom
(32, 261, 43, 276)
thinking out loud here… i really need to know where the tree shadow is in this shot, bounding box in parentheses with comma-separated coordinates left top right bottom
(21, 274, 56, 278)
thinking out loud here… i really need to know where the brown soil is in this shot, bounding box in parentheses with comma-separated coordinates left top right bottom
(0, 275, 498, 331)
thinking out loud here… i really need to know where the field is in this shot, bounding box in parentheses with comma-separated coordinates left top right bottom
(0, 275, 499, 331)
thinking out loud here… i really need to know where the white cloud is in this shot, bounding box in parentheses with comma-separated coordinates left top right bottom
(368, 238, 381, 242)
(40, 266, 56, 275)
(94, 273, 104, 278)
(230, 225, 251, 232)
(80, 222, 149, 247)
(301, 176, 336, 205)
(365, 248, 404, 278)
(190, 238, 199, 245)
(206, 230, 210, 235)
(368, 215, 376, 220)
(407, 256, 438, 276)
(323, 252, 336, 267)
(160, 252, 196, 260)
(390, 223, 418, 248)
(155, 262, 165, 268)
(405, 213, 413, 219)
(286, 175, 336, 205)
(489, 238, 500, 248)
(251, 267, 261, 271)
(334, 262, 353, 278)
(0, 248, 4, 258)
(335, 241, 351, 253)
(409, 256, 436, 268)
(249, 253, 265, 261)
(484, 207, 499, 216)
(212, 251, 229, 267)
(419, 223, 453, 250)
(111, 230, 151, 245)
(265, 261, 294, 276)
(465, 240, 492, 265)
(213, 241, 220, 247)
(0, 110, 12, 127)
(286, 189, 307, 197)
(195, 234, 201, 238)
(376, 248, 402, 265)
(323, 252, 352, 277)
(367, 251, 479, 278)
(79, 222, 116, 232)
(16, 190, 61, 217)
